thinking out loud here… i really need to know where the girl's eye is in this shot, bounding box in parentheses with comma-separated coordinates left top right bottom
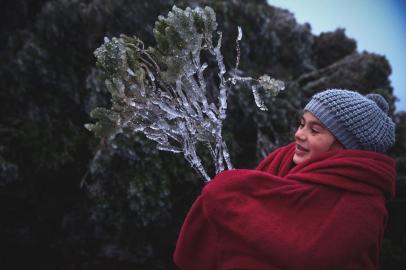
(299, 123, 304, 128)
(311, 128, 319, 134)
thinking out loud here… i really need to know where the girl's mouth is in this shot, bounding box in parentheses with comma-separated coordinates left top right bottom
(296, 144, 309, 152)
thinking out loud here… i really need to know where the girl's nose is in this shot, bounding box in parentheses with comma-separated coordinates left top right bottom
(295, 128, 306, 141)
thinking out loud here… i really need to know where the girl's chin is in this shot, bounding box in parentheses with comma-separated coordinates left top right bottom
(293, 153, 310, 164)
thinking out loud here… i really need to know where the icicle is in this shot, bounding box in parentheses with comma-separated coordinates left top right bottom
(237, 26, 242, 41)
(183, 137, 211, 182)
(252, 85, 268, 111)
(155, 101, 183, 120)
(235, 26, 242, 70)
(127, 68, 135, 76)
(157, 144, 183, 153)
(221, 140, 233, 170)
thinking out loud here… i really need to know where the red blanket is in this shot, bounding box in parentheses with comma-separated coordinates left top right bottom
(174, 143, 396, 270)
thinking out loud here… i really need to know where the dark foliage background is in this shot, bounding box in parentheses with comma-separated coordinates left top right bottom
(0, 0, 405, 269)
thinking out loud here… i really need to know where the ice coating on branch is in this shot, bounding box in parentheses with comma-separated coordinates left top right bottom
(87, 5, 285, 181)
(237, 26, 242, 41)
(252, 75, 286, 111)
(259, 74, 286, 94)
(252, 85, 267, 111)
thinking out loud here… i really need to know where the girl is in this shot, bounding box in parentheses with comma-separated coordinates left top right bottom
(173, 89, 396, 270)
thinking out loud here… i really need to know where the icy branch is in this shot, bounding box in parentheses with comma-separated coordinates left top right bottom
(86, 5, 285, 181)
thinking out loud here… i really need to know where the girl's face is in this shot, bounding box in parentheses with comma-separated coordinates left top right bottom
(293, 112, 343, 164)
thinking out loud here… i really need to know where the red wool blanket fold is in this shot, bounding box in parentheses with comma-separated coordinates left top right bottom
(174, 143, 396, 270)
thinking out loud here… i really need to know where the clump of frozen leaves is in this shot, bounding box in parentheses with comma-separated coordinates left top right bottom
(85, 6, 285, 181)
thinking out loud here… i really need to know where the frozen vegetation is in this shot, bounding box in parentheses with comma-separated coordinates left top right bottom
(86, 6, 285, 181)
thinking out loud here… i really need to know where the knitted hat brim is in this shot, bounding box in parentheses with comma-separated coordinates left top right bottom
(304, 98, 360, 150)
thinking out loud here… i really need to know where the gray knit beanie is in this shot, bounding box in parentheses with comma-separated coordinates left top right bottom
(304, 89, 395, 153)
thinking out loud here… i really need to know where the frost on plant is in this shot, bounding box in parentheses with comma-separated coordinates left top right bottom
(85, 6, 285, 181)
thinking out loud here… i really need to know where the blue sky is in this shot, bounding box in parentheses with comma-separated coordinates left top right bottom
(268, 0, 406, 112)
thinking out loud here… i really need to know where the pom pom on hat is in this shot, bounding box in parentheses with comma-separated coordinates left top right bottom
(304, 89, 395, 153)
